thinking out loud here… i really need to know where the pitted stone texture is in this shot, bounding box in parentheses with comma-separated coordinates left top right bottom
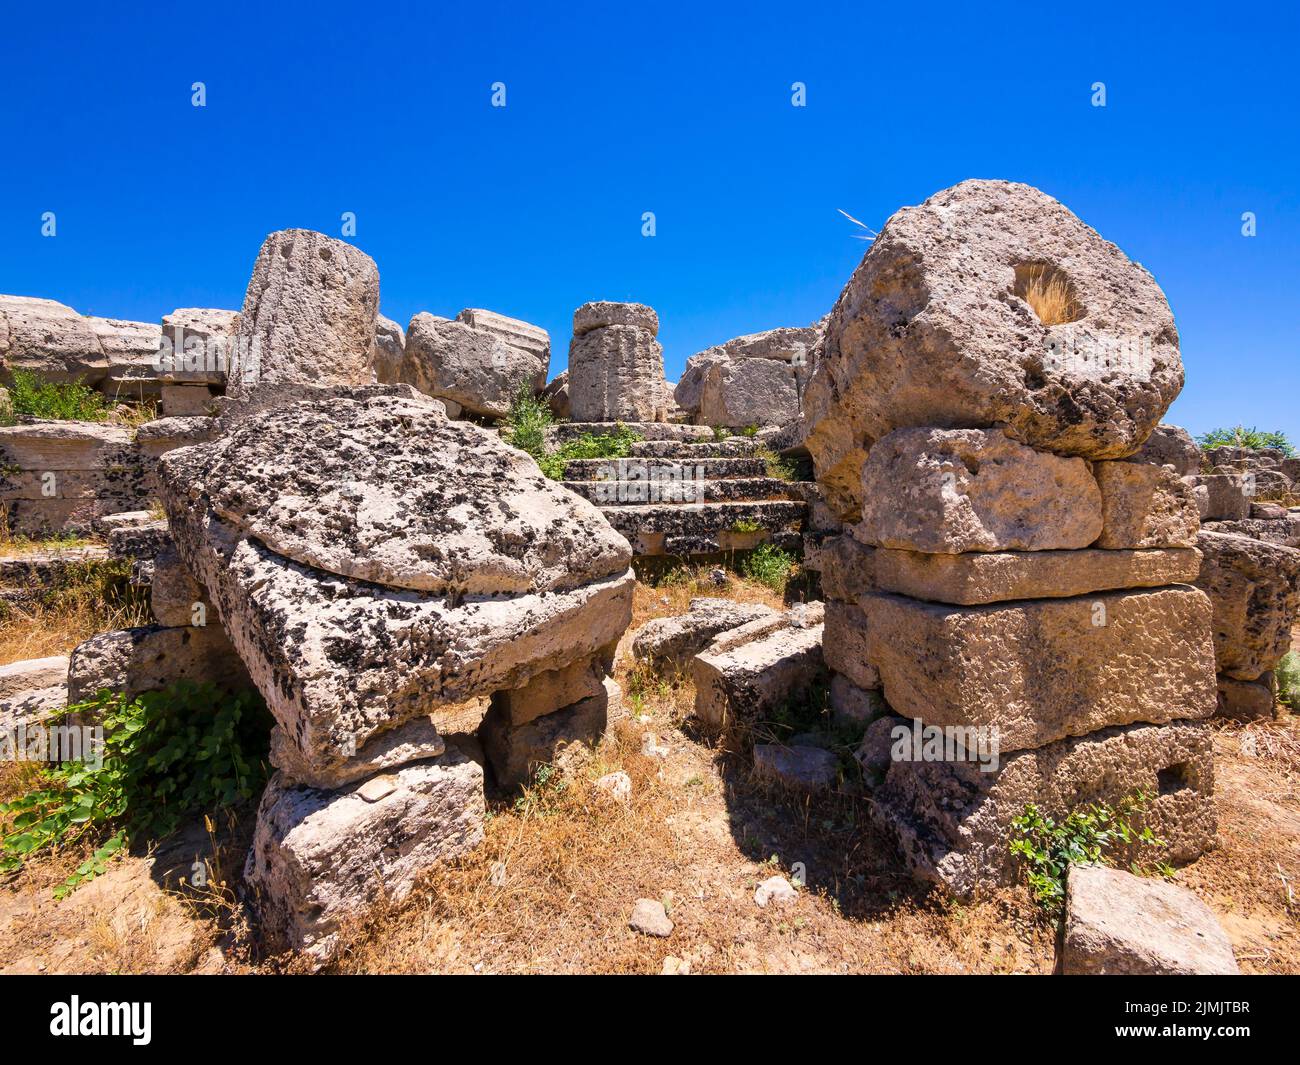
(0, 295, 108, 385)
(855, 428, 1102, 553)
(244, 750, 484, 962)
(370, 314, 405, 385)
(480, 676, 617, 790)
(159, 308, 239, 383)
(822, 599, 880, 691)
(1127, 423, 1201, 476)
(874, 720, 1215, 898)
(632, 598, 779, 672)
(863, 586, 1216, 751)
(697, 358, 799, 428)
(1202, 515, 1300, 550)
(803, 181, 1182, 517)
(90, 317, 164, 397)
(230, 229, 379, 400)
(1093, 461, 1200, 549)
(67, 625, 252, 704)
(401, 313, 546, 418)
(871, 546, 1201, 606)
(0, 656, 69, 729)
(817, 534, 877, 602)
(1062, 865, 1238, 975)
(693, 622, 826, 731)
(573, 301, 658, 337)
(134, 416, 219, 460)
(568, 323, 667, 423)
(157, 387, 634, 783)
(158, 387, 630, 597)
(1193, 531, 1300, 681)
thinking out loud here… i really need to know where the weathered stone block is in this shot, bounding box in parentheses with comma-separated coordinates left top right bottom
(874, 720, 1215, 897)
(67, 625, 252, 704)
(863, 587, 1217, 751)
(693, 621, 825, 731)
(631, 598, 779, 672)
(1062, 864, 1238, 975)
(480, 677, 617, 790)
(244, 750, 485, 962)
(1194, 530, 1300, 680)
(822, 599, 880, 690)
(1093, 460, 1200, 549)
(871, 546, 1201, 606)
(855, 427, 1102, 553)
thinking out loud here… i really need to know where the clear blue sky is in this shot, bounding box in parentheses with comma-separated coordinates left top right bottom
(1, 2, 1295, 440)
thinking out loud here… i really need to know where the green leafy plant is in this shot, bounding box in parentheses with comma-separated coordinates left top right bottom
(1198, 425, 1295, 457)
(4, 369, 110, 423)
(537, 424, 641, 480)
(711, 425, 731, 442)
(740, 543, 795, 593)
(501, 378, 553, 463)
(0, 682, 272, 898)
(1276, 650, 1300, 713)
(1009, 793, 1163, 915)
(730, 518, 762, 535)
(739, 424, 760, 438)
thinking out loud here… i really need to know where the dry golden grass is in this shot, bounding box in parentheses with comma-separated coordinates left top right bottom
(1014, 263, 1083, 326)
(0, 559, 150, 665)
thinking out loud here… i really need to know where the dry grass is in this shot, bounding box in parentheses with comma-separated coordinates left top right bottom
(0, 559, 149, 665)
(1014, 263, 1083, 326)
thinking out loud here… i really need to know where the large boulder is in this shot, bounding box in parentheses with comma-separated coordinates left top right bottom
(697, 358, 799, 428)
(567, 302, 667, 422)
(229, 230, 379, 401)
(804, 180, 1183, 518)
(1127, 423, 1201, 476)
(1193, 530, 1300, 680)
(855, 427, 1103, 553)
(157, 385, 635, 786)
(401, 312, 546, 419)
(0, 295, 108, 385)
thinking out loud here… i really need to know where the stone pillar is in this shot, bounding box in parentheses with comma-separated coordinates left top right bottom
(567, 301, 667, 422)
(805, 180, 1218, 897)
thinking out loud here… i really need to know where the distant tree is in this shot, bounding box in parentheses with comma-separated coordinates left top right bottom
(1197, 425, 1295, 457)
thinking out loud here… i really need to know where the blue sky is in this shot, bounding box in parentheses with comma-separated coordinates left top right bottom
(1, 2, 1295, 440)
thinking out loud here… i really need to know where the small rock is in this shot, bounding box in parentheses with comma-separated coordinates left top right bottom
(754, 875, 798, 908)
(752, 743, 839, 792)
(708, 568, 728, 587)
(594, 770, 632, 804)
(356, 774, 398, 803)
(629, 898, 673, 937)
(661, 955, 691, 975)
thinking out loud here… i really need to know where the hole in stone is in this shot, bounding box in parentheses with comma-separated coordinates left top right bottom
(318, 246, 332, 261)
(1012, 262, 1085, 325)
(1157, 761, 1193, 795)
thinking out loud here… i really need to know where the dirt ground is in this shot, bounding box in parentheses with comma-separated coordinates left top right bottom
(1, 579, 1297, 975)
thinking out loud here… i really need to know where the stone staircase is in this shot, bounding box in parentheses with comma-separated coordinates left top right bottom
(559, 429, 810, 558)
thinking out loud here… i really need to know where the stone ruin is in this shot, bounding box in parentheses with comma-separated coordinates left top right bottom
(804, 180, 1220, 896)
(2, 181, 1298, 968)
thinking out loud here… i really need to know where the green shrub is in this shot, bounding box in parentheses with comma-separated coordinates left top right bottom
(740, 543, 795, 592)
(1198, 425, 1295, 457)
(730, 518, 762, 534)
(739, 424, 760, 438)
(1009, 793, 1163, 915)
(711, 425, 731, 442)
(5, 369, 110, 423)
(0, 682, 272, 897)
(501, 379, 553, 463)
(1277, 651, 1300, 713)
(538, 424, 641, 480)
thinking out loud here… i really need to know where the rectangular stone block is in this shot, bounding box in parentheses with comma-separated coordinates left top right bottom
(67, 624, 252, 705)
(1092, 461, 1200, 549)
(863, 586, 1217, 751)
(871, 546, 1202, 606)
(489, 647, 612, 727)
(244, 748, 484, 962)
(1190, 473, 1249, 521)
(480, 676, 616, 790)
(822, 598, 880, 690)
(151, 546, 212, 627)
(873, 719, 1216, 898)
(816, 533, 876, 602)
(160, 383, 216, 417)
(693, 622, 825, 731)
(1216, 672, 1276, 722)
